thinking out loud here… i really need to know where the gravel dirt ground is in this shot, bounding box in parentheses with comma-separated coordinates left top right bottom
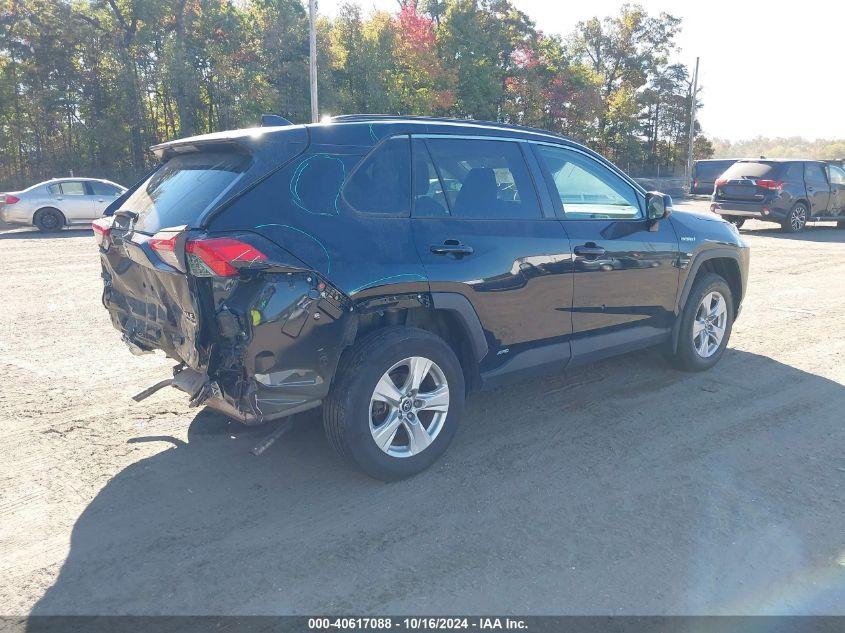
(1, 209, 844, 615)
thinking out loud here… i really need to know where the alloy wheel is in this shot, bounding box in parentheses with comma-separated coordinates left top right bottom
(790, 205, 807, 231)
(369, 356, 450, 458)
(692, 291, 728, 358)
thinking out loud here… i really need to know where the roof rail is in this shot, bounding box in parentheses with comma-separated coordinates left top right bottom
(328, 114, 569, 140)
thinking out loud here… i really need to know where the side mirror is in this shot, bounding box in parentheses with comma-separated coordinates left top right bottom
(646, 191, 672, 221)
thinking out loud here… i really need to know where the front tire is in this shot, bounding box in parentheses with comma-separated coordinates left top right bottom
(323, 326, 465, 481)
(670, 273, 734, 372)
(34, 207, 65, 232)
(781, 203, 808, 233)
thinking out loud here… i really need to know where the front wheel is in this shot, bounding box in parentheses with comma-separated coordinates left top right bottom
(670, 273, 734, 372)
(781, 203, 808, 233)
(323, 327, 465, 481)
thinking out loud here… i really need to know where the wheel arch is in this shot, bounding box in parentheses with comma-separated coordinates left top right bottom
(672, 250, 743, 353)
(346, 293, 487, 393)
(33, 206, 66, 227)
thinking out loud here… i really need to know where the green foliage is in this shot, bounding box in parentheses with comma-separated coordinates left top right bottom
(0, 0, 708, 189)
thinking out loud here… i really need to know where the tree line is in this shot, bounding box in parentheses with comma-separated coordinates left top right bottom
(0, 0, 708, 190)
(712, 137, 845, 162)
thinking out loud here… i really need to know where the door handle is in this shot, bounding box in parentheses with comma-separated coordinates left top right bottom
(430, 240, 474, 256)
(574, 244, 607, 258)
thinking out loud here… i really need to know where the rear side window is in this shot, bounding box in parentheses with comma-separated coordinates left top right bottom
(118, 151, 249, 233)
(784, 163, 803, 181)
(423, 138, 540, 219)
(804, 162, 828, 183)
(343, 136, 410, 215)
(721, 161, 780, 180)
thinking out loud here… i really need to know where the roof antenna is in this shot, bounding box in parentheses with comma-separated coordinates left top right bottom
(261, 114, 293, 127)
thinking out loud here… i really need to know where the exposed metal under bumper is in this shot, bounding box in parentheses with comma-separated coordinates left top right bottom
(134, 366, 322, 424)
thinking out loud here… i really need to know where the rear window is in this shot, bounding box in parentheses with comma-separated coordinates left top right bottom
(119, 151, 250, 232)
(694, 161, 735, 180)
(720, 161, 781, 180)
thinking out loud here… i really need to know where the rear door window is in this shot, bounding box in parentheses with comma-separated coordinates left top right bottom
(60, 181, 86, 196)
(343, 136, 411, 215)
(412, 140, 450, 217)
(423, 138, 540, 219)
(804, 162, 828, 184)
(118, 151, 250, 233)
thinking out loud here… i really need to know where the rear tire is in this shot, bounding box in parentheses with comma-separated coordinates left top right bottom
(727, 216, 745, 229)
(837, 221, 845, 230)
(323, 326, 465, 481)
(34, 207, 64, 232)
(781, 203, 808, 233)
(670, 273, 734, 372)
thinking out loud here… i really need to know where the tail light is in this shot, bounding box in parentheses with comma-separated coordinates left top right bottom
(92, 217, 114, 247)
(3, 195, 20, 205)
(756, 179, 783, 190)
(149, 231, 181, 269)
(693, 179, 698, 188)
(185, 237, 267, 277)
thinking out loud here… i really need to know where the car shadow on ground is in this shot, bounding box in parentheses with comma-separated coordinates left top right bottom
(739, 224, 845, 242)
(28, 348, 845, 616)
(0, 228, 92, 240)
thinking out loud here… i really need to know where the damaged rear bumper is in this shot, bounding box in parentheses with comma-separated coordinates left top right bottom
(132, 364, 324, 424)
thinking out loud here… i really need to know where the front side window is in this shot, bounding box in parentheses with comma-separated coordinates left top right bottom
(423, 138, 541, 219)
(343, 136, 411, 215)
(535, 145, 641, 220)
(60, 181, 86, 196)
(829, 165, 845, 185)
(90, 181, 121, 196)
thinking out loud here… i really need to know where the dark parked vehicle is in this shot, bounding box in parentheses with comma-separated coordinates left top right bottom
(691, 158, 737, 195)
(712, 159, 845, 232)
(94, 115, 749, 480)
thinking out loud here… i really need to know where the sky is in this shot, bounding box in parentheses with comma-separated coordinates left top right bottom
(317, 0, 844, 141)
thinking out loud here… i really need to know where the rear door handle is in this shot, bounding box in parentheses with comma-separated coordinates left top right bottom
(574, 244, 607, 258)
(430, 241, 474, 256)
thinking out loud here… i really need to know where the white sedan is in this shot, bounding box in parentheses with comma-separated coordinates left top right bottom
(0, 177, 127, 231)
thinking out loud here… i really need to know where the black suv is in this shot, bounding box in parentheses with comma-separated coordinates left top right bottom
(94, 115, 749, 480)
(712, 159, 845, 232)
(690, 158, 737, 195)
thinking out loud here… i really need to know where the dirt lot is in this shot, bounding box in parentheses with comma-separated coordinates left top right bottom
(2, 212, 845, 615)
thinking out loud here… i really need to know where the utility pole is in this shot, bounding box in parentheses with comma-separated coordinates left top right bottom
(309, 0, 319, 123)
(685, 56, 700, 192)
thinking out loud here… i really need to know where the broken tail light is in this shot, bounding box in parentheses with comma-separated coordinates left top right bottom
(92, 217, 114, 247)
(149, 231, 182, 270)
(185, 237, 268, 277)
